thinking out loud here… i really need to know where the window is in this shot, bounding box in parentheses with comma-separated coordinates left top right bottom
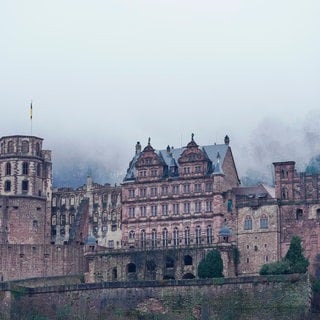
(140, 230, 146, 248)
(4, 180, 11, 192)
(317, 209, 320, 220)
(282, 187, 288, 199)
(60, 214, 66, 226)
(183, 184, 190, 193)
(173, 227, 179, 246)
(227, 199, 233, 212)
(195, 201, 201, 213)
(196, 226, 201, 245)
(151, 187, 157, 196)
(151, 205, 157, 216)
(127, 263, 136, 273)
(22, 180, 29, 192)
(129, 230, 135, 239)
(162, 204, 168, 216)
(140, 188, 147, 197)
(184, 255, 193, 266)
(69, 214, 75, 225)
(140, 206, 147, 217)
(61, 197, 66, 206)
(139, 170, 147, 177)
(70, 196, 75, 206)
(52, 197, 57, 207)
(162, 186, 168, 195)
(6, 162, 11, 175)
(207, 225, 213, 244)
(206, 201, 212, 212)
(173, 203, 179, 215)
(244, 216, 252, 230)
(111, 224, 117, 231)
(260, 214, 268, 229)
(35, 142, 40, 156)
(165, 256, 174, 268)
(22, 141, 29, 153)
(205, 182, 213, 192)
(194, 183, 201, 193)
(8, 141, 14, 153)
(51, 215, 57, 226)
(183, 167, 190, 174)
(129, 207, 135, 218)
(162, 228, 168, 247)
(184, 202, 190, 214)
(296, 209, 303, 221)
(195, 166, 201, 173)
(173, 185, 179, 194)
(151, 229, 157, 248)
(151, 169, 158, 177)
(22, 162, 29, 175)
(184, 227, 190, 245)
(128, 189, 135, 198)
(33, 220, 38, 228)
(108, 240, 114, 248)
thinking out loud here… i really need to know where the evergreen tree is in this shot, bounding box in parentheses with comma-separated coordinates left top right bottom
(285, 235, 309, 273)
(198, 249, 224, 278)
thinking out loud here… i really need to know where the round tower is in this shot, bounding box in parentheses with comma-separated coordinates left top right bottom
(0, 135, 52, 244)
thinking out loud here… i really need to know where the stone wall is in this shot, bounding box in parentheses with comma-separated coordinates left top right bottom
(0, 244, 85, 281)
(3, 274, 311, 320)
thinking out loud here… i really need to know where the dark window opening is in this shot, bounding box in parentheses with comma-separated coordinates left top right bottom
(182, 273, 195, 279)
(4, 180, 11, 192)
(22, 180, 29, 192)
(184, 255, 193, 266)
(127, 263, 136, 273)
(165, 256, 174, 269)
(112, 267, 117, 280)
(146, 260, 156, 272)
(163, 275, 175, 280)
(296, 209, 303, 221)
(6, 162, 11, 175)
(22, 162, 29, 175)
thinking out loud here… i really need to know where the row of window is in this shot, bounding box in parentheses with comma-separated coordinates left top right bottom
(4, 180, 29, 193)
(128, 225, 214, 247)
(137, 165, 204, 178)
(128, 183, 213, 198)
(4, 162, 42, 176)
(1, 140, 41, 155)
(128, 201, 214, 218)
(244, 215, 269, 230)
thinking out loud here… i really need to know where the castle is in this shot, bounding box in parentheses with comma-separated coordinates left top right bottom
(0, 133, 319, 282)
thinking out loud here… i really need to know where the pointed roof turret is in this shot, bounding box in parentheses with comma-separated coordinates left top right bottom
(143, 137, 154, 152)
(186, 133, 198, 148)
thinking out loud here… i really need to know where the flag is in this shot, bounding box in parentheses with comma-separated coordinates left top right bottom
(30, 102, 32, 120)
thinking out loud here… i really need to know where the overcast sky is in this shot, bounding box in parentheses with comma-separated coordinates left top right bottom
(1, 1, 320, 185)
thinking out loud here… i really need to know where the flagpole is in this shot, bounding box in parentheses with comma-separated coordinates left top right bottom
(30, 101, 33, 136)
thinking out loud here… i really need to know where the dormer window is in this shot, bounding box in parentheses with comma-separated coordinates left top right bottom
(183, 167, 190, 174)
(151, 169, 158, 177)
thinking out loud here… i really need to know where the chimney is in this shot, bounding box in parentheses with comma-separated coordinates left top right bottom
(135, 141, 141, 154)
(224, 135, 230, 145)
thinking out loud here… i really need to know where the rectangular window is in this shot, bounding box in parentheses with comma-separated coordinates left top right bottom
(184, 202, 190, 214)
(22, 180, 29, 193)
(128, 189, 135, 198)
(129, 207, 135, 218)
(173, 185, 179, 194)
(151, 187, 157, 196)
(162, 186, 168, 195)
(195, 201, 201, 213)
(162, 204, 168, 216)
(151, 205, 157, 216)
(183, 167, 190, 174)
(183, 184, 190, 193)
(173, 203, 179, 215)
(140, 206, 147, 217)
(108, 240, 114, 248)
(227, 199, 233, 212)
(140, 188, 147, 197)
(111, 224, 117, 231)
(195, 166, 201, 173)
(194, 183, 202, 193)
(151, 169, 158, 176)
(205, 183, 213, 192)
(206, 201, 212, 212)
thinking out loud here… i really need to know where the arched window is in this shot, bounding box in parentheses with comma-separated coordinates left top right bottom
(140, 229, 146, 248)
(70, 196, 75, 206)
(260, 214, 268, 229)
(196, 225, 201, 245)
(129, 230, 135, 239)
(173, 227, 179, 246)
(184, 255, 193, 266)
(4, 180, 11, 192)
(296, 209, 303, 221)
(127, 263, 136, 273)
(51, 215, 57, 226)
(162, 228, 168, 247)
(52, 197, 57, 207)
(22, 141, 29, 153)
(6, 162, 11, 175)
(151, 229, 157, 248)
(184, 227, 190, 245)
(282, 187, 288, 199)
(207, 225, 213, 244)
(22, 162, 28, 175)
(69, 214, 75, 225)
(7, 141, 14, 153)
(244, 216, 252, 230)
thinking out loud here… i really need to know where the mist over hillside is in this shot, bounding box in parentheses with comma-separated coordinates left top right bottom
(52, 111, 320, 189)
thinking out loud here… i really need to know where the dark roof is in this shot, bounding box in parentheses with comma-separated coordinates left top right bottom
(233, 184, 275, 199)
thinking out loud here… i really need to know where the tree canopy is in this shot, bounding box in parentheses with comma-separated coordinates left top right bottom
(198, 249, 224, 278)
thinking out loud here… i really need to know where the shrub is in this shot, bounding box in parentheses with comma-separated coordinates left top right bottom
(198, 249, 223, 278)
